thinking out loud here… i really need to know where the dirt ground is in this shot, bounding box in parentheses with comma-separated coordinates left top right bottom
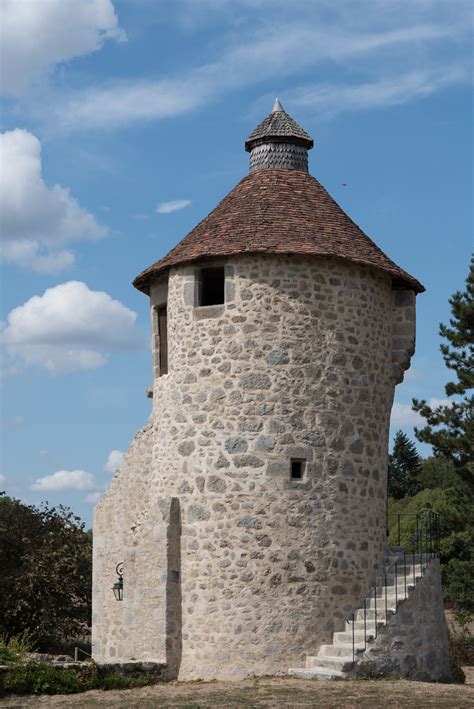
(1, 674, 473, 709)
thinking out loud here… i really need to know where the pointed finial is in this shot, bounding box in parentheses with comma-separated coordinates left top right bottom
(272, 97, 284, 113)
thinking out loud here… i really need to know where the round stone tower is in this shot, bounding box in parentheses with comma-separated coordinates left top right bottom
(92, 101, 423, 680)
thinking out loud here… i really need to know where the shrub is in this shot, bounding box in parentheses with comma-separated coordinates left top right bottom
(448, 609, 474, 665)
(0, 660, 153, 697)
(0, 630, 35, 665)
(0, 494, 92, 650)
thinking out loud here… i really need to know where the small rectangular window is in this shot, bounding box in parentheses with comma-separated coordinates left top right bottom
(291, 459, 305, 480)
(199, 267, 225, 306)
(157, 305, 168, 375)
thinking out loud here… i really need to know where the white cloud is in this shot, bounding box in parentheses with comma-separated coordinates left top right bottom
(0, 129, 107, 273)
(1, 281, 144, 373)
(31, 469, 97, 491)
(0, 0, 125, 95)
(286, 66, 470, 118)
(0, 474, 6, 484)
(428, 397, 451, 409)
(39, 2, 472, 132)
(84, 491, 102, 503)
(390, 397, 453, 427)
(104, 449, 124, 474)
(404, 368, 423, 383)
(390, 403, 422, 428)
(156, 200, 192, 214)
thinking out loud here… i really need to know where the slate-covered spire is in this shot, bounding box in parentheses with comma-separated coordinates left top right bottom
(245, 99, 314, 173)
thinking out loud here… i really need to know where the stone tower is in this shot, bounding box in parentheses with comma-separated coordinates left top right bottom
(92, 101, 444, 681)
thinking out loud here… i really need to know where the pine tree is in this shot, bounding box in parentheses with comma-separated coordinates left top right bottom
(413, 256, 473, 484)
(388, 430, 422, 499)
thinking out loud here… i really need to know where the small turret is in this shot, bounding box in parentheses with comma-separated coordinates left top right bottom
(245, 98, 314, 172)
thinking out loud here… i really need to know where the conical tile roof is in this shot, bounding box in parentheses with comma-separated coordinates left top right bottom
(245, 98, 313, 151)
(133, 169, 424, 294)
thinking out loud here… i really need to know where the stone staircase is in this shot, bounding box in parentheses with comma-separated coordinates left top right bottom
(289, 548, 428, 680)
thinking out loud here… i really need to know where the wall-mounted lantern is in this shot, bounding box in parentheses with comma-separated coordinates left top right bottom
(112, 562, 124, 601)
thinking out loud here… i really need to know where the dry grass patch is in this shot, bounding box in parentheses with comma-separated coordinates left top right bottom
(1, 676, 473, 708)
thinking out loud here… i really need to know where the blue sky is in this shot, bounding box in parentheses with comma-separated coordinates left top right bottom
(0, 0, 472, 526)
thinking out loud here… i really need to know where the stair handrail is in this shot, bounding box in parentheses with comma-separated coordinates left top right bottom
(346, 510, 441, 664)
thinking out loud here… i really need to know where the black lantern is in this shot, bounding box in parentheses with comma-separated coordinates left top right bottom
(112, 562, 124, 601)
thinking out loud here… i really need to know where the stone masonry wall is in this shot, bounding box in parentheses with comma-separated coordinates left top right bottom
(93, 424, 164, 664)
(93, 253, 417, 680)
(152, 254, 404, 679)
(355, 559, 451, 681)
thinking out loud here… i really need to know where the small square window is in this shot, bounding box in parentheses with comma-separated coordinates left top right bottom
(199, 267, 225, 306)
(291, 459, 305, 480)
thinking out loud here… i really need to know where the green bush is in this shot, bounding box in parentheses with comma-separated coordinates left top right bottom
(448, 610, 474, 667)
(0, 660, 152, 696)
(98, 673, 149, 690)
(0, 630, 35, 665)
(388, 485, 474, 610)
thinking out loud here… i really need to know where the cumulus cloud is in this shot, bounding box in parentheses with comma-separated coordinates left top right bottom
(156, 200, 192, 214)
(0, 0, 125, 95)
(0, 129, 107, 274)
(104, 449, 124, 474)
(31, 469, 97, 491)
(1, 281, 144, 373)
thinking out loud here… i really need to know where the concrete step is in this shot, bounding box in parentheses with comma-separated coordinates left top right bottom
(366, 595, 400, 609)
(318, 643, 363, 658)
(289, 666, 348, 680)
(349, 619, 386, 631)
(333, 631, 374, 646)
(374, 587, 409, 600)
(383, 566, 423, 580)
(354, 606, 396, 621)
(306, 655, 354, 672)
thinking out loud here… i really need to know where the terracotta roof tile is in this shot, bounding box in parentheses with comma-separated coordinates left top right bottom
(133, 169, 424, 294)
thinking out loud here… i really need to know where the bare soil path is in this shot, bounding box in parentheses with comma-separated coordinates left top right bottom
(1, 676, 473, 708)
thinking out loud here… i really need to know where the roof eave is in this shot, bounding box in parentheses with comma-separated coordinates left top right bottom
(245, 135, 314, 152)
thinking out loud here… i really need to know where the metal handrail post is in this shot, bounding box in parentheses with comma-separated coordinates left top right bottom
(363, 598, 367, 651)
(394, 562, 398, 608)
(404, 551, 407, 599)
(374, 583, 377, 638)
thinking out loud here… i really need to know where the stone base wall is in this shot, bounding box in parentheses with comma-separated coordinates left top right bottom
(355, 559, 452, 682)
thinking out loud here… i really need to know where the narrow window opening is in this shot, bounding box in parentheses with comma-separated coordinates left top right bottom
(291, 459, 305, 480)
(157, 305, 168, 375)
(199, 267, 225, 306)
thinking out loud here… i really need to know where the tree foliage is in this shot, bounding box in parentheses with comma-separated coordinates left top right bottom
(412, 255, 473, 484)
(0, 494, 92, 650)
(388, 430, 422, 499)
(387, 258, 474, 608)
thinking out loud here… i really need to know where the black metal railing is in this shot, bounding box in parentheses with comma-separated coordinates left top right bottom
(346, 511, 440, 663)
